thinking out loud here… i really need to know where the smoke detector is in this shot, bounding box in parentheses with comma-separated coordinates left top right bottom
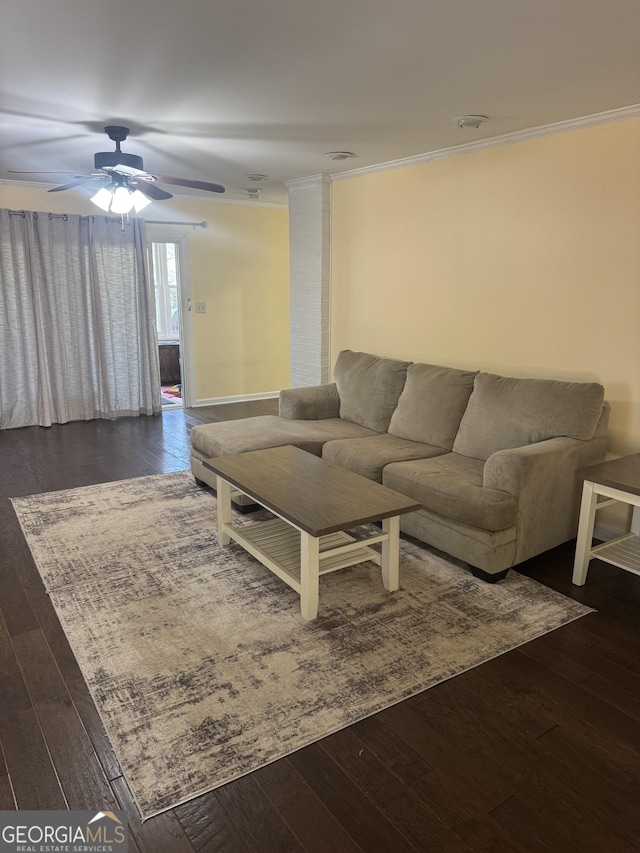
(453, 115, 489, 129)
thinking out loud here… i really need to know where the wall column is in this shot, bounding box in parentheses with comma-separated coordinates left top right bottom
(285, 174, 331, 386)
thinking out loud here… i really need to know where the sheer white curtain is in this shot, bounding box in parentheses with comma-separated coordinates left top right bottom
(0, 210, 161, 429)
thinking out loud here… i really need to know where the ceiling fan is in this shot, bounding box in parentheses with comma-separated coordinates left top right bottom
(8, 125, 225, 212)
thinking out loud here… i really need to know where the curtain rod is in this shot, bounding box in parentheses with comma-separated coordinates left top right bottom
(7, 210, 207, 228)
(145, 220, 207, 228)
(9, 210, 72, 219)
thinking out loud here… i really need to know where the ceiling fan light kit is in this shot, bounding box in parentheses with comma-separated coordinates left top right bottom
(90, 185, 152, 214)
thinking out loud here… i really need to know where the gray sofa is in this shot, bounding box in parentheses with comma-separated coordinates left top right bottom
(191, 350, 609, 581)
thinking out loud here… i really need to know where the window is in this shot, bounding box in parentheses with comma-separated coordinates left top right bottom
(151, 242, 180, 341)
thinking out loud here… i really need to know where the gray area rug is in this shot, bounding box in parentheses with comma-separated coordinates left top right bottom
(12, 471, 592, 819)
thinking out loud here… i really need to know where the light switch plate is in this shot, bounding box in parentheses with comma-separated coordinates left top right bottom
(195, 302, 207, 314)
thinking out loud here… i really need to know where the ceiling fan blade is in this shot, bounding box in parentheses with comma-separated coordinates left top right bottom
(153, 175, 225, 194)
(130, 180, 173, 201)
(48, 177, 100, 193)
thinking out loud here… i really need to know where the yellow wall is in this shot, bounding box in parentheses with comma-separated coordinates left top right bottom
(331, 118, 640, 455)
(0, 184, 290, 400)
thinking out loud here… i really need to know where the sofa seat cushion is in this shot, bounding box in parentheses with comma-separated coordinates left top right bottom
(453, 372, 605, 461)
(333, 350, 411, 433)
(191, 416, 378, 459)
(388, 362, 477, 450)
(383, 454, 516, 532)
(322, 435, 447, 482)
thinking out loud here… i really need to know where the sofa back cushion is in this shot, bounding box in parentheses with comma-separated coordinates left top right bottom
(452, 372, 605, 461)
(333, 350, 411, 433)
(388, 363, 478, 450)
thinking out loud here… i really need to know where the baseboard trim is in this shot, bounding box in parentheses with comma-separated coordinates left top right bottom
(193, 391, 280, 407)
(594, 522, 629, 542)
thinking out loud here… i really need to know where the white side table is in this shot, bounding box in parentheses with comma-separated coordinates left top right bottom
(572, 453, 640, 585)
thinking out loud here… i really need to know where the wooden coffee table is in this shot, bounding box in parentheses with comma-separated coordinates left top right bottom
(203, 445, 421, 620)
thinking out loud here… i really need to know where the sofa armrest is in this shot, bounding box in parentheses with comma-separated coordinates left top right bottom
(279, 383, 341, 420)
(483, 437, 578, 494)
(483, 435, 608, 564)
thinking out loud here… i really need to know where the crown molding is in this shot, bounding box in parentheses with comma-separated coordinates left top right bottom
(0, 179, 287, 209)
(331, 103, 640, 182)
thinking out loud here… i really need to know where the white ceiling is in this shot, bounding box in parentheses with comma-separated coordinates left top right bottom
(2, 0, 640, 206)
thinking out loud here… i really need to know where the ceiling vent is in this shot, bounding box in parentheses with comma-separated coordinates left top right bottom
(452, 115, 489, 129)
(324, 151, 356, 161)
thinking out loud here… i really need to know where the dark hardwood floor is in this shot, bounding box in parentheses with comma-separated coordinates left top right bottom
(1, 403, 640, 852)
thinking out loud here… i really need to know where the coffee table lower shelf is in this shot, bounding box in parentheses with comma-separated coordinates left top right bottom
(226, 517, 386, 592)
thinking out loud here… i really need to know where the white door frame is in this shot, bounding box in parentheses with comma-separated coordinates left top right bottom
(147, 228, 195, 408)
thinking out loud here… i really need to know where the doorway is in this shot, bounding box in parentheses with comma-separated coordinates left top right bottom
(148, 236, 192, 409)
